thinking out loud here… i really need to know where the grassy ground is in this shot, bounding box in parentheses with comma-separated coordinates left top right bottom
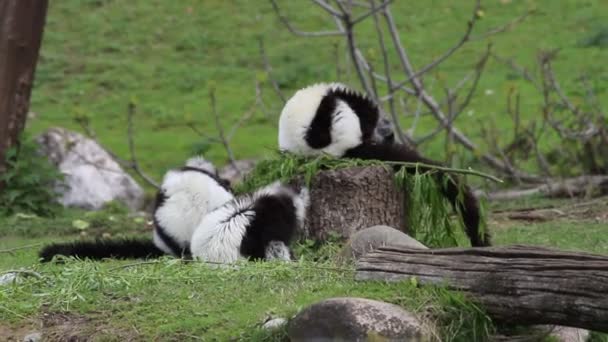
(26, 0, 608, 185)
(1, 197, 608, 341)
(4, 0, 608, 340)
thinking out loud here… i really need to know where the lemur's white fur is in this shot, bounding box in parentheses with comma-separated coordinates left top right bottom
(278, 82, 362, 157)
(153, 160, 233, 256)
(190, 182, 309, 264)
(185, 155, 217, 175)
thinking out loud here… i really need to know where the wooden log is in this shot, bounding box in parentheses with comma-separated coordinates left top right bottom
(290, 165, 406, 241)
(356, 245, 608, 332)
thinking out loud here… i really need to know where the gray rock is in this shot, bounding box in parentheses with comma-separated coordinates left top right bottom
(36, 127, 144, 211)
(262, 317, 287, 330)
(22, 332, 42, 342)
(0, 272, 19, 286)
(288, 297, 433, 342)
(218, 159, 257, 186)
(546, 325, 589, 342)
(339, 225, 427, 264)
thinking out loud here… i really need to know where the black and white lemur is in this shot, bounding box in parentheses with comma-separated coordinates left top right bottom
(278, 82, 490, 246)
(39, 157, 309, 263)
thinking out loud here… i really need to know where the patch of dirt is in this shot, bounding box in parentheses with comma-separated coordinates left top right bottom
(0, 321, 39, 342)
(1, 311, 140, 342)
(41, 311, 140, 342)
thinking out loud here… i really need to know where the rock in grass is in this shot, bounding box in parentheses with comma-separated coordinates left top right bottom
(0, 272, 19, 286)
(545, 325, 589, 342)
(22, 332, 42, 342)
(288, 297, 433, 342)
(36, 127, 144, 211)
(262, 317, 287, 330)
(338, 225, 427, 264)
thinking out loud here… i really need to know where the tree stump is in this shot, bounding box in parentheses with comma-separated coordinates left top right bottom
(290, 165, 406, 241)
(356, 244, 608, 332)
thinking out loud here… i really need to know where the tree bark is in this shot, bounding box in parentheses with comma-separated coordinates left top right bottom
(290, 165, 407, 241)
(356, 245, 608, 332)
(0, 0, 49, 190)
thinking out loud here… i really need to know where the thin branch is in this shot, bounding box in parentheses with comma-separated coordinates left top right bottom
(312, 0, 344, 18)
(258, 37, 286, 104)
(127, 102, 160, 189)
(270, 0, 344, 37)
(369, 0, 407, 145)
(351, 0, 393, 25)
(492, 52, 542, 91)
(209, 88, 240, 175)
(0, 243, 41, 255)
(385, 161, 504, 183)
(470, 10, 532, 41)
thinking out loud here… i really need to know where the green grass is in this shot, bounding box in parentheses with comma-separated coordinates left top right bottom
(5, 0, 608, 340)
(26, 0, 608, 187)
(1, 197, 607, 340)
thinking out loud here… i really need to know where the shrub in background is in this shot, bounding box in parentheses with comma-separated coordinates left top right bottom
(0, 135, 64, 217)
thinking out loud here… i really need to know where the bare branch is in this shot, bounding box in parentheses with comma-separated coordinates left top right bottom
(351, 0, 393, 25)
(387, 0, 481, 93)
(258, 37, 286, 104)
(270, 0, 344, 37)
(492, 52, 542, 91)
(470, 10, 532, 41)
(126, 102, 160, 189)
(209, 87, 240, 175)
(312, 0, 344, 18)
(369, 0, 408, 145)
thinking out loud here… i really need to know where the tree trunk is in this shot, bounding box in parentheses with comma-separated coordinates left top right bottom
(290, 165, 407, 241)
(0, 0, 49, 190)
(356, 245, 608, 332)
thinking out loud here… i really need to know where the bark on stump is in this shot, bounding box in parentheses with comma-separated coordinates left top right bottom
(290, 165, 406, 241)
(356, 244, 608, 332)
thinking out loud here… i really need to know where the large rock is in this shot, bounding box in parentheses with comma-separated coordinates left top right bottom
(288, 297, 433, 341)
(339, 225, 427, 264)
(36, 127, 144, 211)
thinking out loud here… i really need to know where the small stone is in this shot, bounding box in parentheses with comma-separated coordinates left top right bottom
(0, 272, 19, 286)
(262, 317, 287, 330)
(338, 225, 427, 264)
(23, 332, 42, 342)
(288, 297, 433, 341)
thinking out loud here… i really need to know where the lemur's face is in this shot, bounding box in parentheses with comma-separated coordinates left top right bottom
(373, 117, 395, 144)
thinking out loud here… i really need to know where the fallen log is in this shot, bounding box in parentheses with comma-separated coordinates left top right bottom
(356, 245, 608, 332)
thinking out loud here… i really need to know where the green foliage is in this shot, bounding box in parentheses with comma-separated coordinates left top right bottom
(235, 152, 387, 194)
(0, 137, 63, 217)
(394, 167, 460, 248)
(238, 153, 480, 247)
